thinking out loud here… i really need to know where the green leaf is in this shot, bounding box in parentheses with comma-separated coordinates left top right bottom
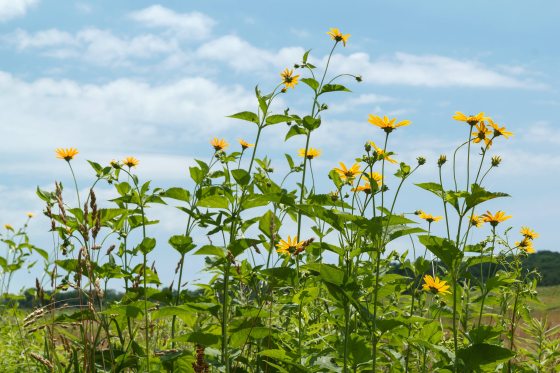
(416, 182, 444, 198)
(168, 235, 195, 255)
(197, 195, 229, 209)
(285, 153, 295, 169)
(137, 237, 156, 255)
(228, 111, 259, 124)
(418, 235, 462, 269)
(285, 125, 307, 141)
(163, 187, 190, 202)
(194, 245, 225, 258)
(174, 331, 220, 347)
(231, 169, 250, 186)
(457, 344, 515, 369)
(319, 83, 351, 95)
(189, 166, 204, 184)
(228, 238, 261, 257)
(258, 210, 280, 238)
(304, 263, 345, 286)
(300, 78, 319, 91)
(464, 184, 509, 211)
(302, 115, 321, 131)
(266, 114, 292, 125)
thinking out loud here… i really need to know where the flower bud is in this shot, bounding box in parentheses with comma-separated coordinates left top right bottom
(491, 155, 502, 167)
(437, 154, 447, 167)
(355, 75, 363, 82)
(417, 156, 426, 165)
(364, 142, 372, 152)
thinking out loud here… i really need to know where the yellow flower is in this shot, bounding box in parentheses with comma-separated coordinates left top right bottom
(487, 119, 513, 139)
(123, 156, 139, 168)
(481, 210, 512, 227)
(368, 114, 411, 134)
(472, 122, 493, 147)
(418, 211, 442, 223)
(351, 183, 372, 194)
(276, 235, 305, 256)
(452, 112, 487, 126)
(27, 212, 34, 218)
(520, 226, 538, 240)
(369, 172, 383, 186)
(469, 214, 483, 228)
(55, 148, 79, 161)
(238, 139, 254, 150)
(211, 138, 229, 151)
(369, 141, 397, 164)
(298, 147, 321, 160)
(4, 224, 13, 231)
(280, 68, 300, 89)
(333, 162, 361, 183)
(422, 275, 451, 294)
(327, 28, 350, 46)
(515, 238, 536, 254)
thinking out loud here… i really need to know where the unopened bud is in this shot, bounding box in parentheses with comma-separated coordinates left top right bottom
(417, 156, 426, 165)
(437, 155, 447, 167)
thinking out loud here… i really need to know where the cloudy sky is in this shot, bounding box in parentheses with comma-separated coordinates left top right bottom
(1, 0, 559, 290)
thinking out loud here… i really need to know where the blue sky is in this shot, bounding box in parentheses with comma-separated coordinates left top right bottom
(1, 0, 559, 291)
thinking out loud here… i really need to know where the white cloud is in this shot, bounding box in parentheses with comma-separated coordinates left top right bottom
(196, 35, 305, 72)
(0, 70, 255, 174)
(328, 52, 544, 89)
(522, 121, 560, 145)
(0, 0, 38, 22)
(9, 27, 178, 66)
(129, 5, 215, 40)
(329, 93, 395, 113)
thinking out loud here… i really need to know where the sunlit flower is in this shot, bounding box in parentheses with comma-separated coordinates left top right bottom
(211, 138, 229, 151)
(368, 114, 411, 134)
(422, 275, 451, 294)
(469, 214, 483, 228)
(515, 237, 536, 254)
(298, 148, 321, 160)
(333, 162, 361, 183)
(123, 156, 139, 168)
(327, 28, 350, 46)
(369, 172, 383, 186)
(4, 224, 13, 230)
(27, 212, 34, 218)
(472, 122, 493, 147)
(520, 227, 539, 240)
(280, 68, 300, 89)
(276, 235, 305, 256)
(488, 119, 513, 139)
(452, 112, 487, 126)
(481, 210, 512, 227)
(418, 211, 442, 223)
(55, 148, 79, 161)
(238, 139, 254, 150)
(352, 183, 372, 194)
(369, 141, 397, 164)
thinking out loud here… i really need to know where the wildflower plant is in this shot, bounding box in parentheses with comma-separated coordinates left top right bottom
(0, 29, 552, 373)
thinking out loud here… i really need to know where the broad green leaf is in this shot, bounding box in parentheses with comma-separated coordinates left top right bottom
(258, 210, 280, 238)
(464, 184, 509, 211)
(228, 111, 259, 124)
(197, 195, 229, 209)
(319, 83, 351, 95)
(137, 237, 156, 255)
(163, 187, 190, 202)
(266, 114, 292, 125)
(169, 235, 195, 255)
(302, 115, 321, 131)
(304, 263, 345, 286)
(285, 125, 307, 141)
(457, 344, 515, 369)
(300, 77, 319, 91)
(231, 169, 250, 186)
(194, 245, 225, 258)
(418, 235, 462, 269)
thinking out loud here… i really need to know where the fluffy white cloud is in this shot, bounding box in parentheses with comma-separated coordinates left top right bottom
(0, 70, 255, 176)
(0, 0, 38, 22)
(328, 52, 543, 89)
(196, 35, 305, 72)
(129, 5, 215, 40)
(9, 28, 178, 66)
